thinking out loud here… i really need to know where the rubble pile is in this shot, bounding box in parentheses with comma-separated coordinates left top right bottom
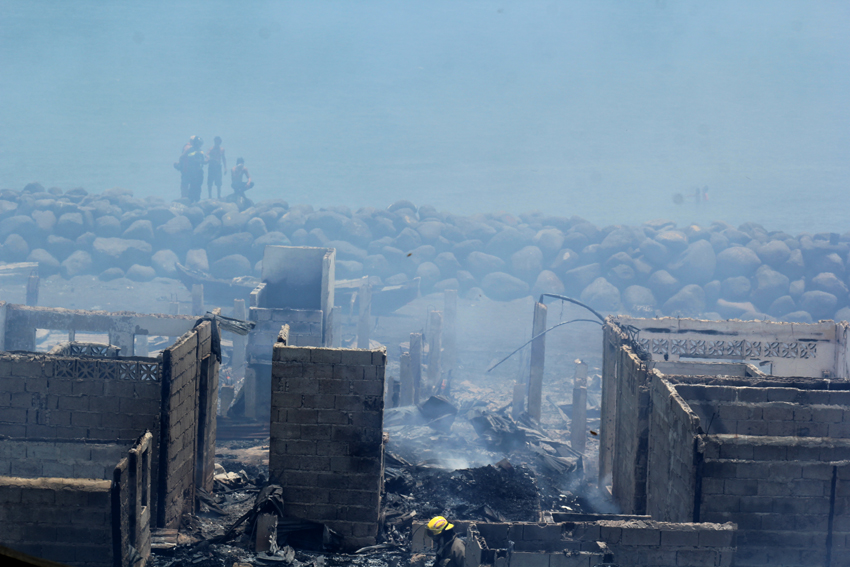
(3, 183, 849, 323)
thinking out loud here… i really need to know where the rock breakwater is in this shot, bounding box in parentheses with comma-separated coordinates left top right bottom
(3, 184, 850, 324)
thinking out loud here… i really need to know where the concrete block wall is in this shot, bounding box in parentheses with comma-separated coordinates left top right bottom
(158, 321, 215, 528)
(646, 374, 701, 523)
(113, 432, 153, 567)
(248, 308, 325, 359)
(0, 440, 129, 480)
(415, 519, 737, 567)
(269, 341, 386, 550)
(699, 435, 850, 566)
(0, 476, 114, 567)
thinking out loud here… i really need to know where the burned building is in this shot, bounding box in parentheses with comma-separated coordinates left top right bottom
(601, 316, 850, 567)
(0, 302, 219, 567)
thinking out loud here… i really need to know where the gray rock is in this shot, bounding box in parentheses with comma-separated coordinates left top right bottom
(339, 218, 372, 248)
(251, 232, 292, 262)
(580, 277, 621, 312)
(409, 244, 437, 263)
(768, 296, 797, 318)
(126, 264, 156, 282)
(562, 231, 589, 253)
(55, 212, 86, 240)
(581, 244, 600, 265)
(655, 230, 689, 255)
(667, 240, 716, 285)
(779, 249, 806, 280)
(152, 250, 180, 278)
(364, 254, 391, 278)
(336, 260, 364, 280)
(416, 262, 441, 292)
(183, 206, 205, 227)
(434, 278, 460, 292)
(32, 210, 57, 234)
(207, 232, 253, 262)
(563, 263, 602, 295)
(604, 251, 634, 271)
(304, 210, 350, 240)
(434, 252, 462, 278)
(192, 215, 222, 245)
(385, 273, 409, 285)
(481, 272, 530, 301)
(810, 252, 845, 279)
(1, 215, 39, 240)
(510, 246, 543, 282)
(716, 246, 761, 279)
(533, 228, 565, 259)
(606, 263, 636, 289)
(486, 227, 531, 258)
(61, 250, 93, 278)
(463, 222, 497, 242)
(723, 228, 751, 245)
(75, 232, 97, 252)
(98, 267, 124, 281)
(185, 249, 210, 273)
(308, 228, 330, 247)
(27, 249, 60, 276)
(275, 210, 307, 236)
(811, 272, 848, 300)
(789, 278, 805, 300)
(465, 251, 506, 279)
(683, 224, 709, 241)
(417, 221, 443, 242)
(456, 270, 476, 292)
(757, 240, 792, 268)
(156, 216, 194, 252)
(290, 228, 309, 246)
(453, 239, 484, 261)
(750, 265, 790, 309)
(834, 307, 850, 323)
(570, 222, 601, 244)
(598, 228, 636, 259)
(91, 237, 152, 271)
(388, 199, 417, 212)
(394, 227, 422, 251)
(145, 206, 176, 228)
(94, 215, 121, 237)
(549, 248, 581, 275)
(709, 232, 729, 254)
(246, 217, 268, 238)
(782, 310, 813, 323)
(639, 238, 669, 267)
(647, 270, 680, 302)
(623, 285, 657, 315)
(45, 235, 75, 261)
(663, 284, 706, 317)
(123, 219, 155, 242)
(382, 246, 405, 265)
(220, 211, 252, 234)
(720, 276, 751, 301)
(211, 254, 252, 279)
(327, 240, 368, 262)
(532, 270, 565, 297)
(800, 290, 838, 321)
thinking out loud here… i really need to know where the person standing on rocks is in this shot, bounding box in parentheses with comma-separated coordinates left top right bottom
(228, 157, 254, 209)
(173, 135, 198, 199)
(206, 136, 227, 200)
(184, 136, 207, 203)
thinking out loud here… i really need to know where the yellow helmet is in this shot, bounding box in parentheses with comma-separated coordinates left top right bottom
(427, 516, 453, 536)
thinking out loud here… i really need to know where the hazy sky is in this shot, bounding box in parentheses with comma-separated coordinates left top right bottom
(1, 1, 848, 233)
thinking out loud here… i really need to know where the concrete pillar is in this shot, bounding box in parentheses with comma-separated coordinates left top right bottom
(135, 335, 149, 357)
(571, 360, 588, 455)
(357, 281, 372, 349)
(443, 290, 457, 370)
(109, 331, 134, 356)
(399, 352, 413, 406)
(427, 311, 442, 391)
(410, 333, 423, 403)
(192, 284, 205, 316)
(244, 367, 257, 420)
(68, 329, 76, 342)
(232, 299, 247, 378)
(331, 306, 342, 348)
(527, 302, 547, 422)
(26, 273, 39, 306)
(599, 334, 618, 487)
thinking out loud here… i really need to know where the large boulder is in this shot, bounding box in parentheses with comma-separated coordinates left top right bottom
(750, 265, 790, 309)
(533, 228, 565, 260)
(580, 277, 621, 312)
(327, 240, 368, 262)
(151, 249, 180, 278)
(549, 248, 581, 275)
(61, 250, 93, 278)
(211, 254, 252, 279)
(207, 232, 253, 262)
(486, 227, 531, 258)
(434, 252, 462, 278)
(510, 246, 544, 282)
(563, 263, 602, 295)
(339, 218, 373, 248)
(0, 215, 39, 241)
(598, 228, 637, 259)
(757, 240, 792, 268)
(647, 270, 680, 303)
(45, 235, 75, 261)
(639, 238, 669, 267)
(720, 276, 752, 302)
(193, 215, 222, 246)
(810, 272, 848, 302)
(716, 299, 758, 320)
(662, 284, 706, 317)
(623, 285, 657, 315)
(98, 267, 124, 281)
(416, 221, 444, 243)
(126, 264, 156, 282)
(715, 246, 761, 279)
(94, 215, 121, 237)
(336, 260, 364, 280)
(304, 210, 348, 240)
(531, 270, 565, 297)
(768, 296, 797, 318)
(655, 230, 689, 255)
(799, 291, 838, 321)
(394, 227, 422, 251)
(779, 249, 806, 281)
(251, 232, 291, 262)
(481, 272, 530, 301)
(667, 240, 716, 285)
(32, 210, 57, 234)
(2, 234, 29, 262)
(783, 311, 814, 323)
(156, 216, 194, 253)
(122, 219, 155, 242)
(416, 262, 442, 293)
(55, 212, 86, 240)
(246, 217, 268, 238)
(27, 249, 61, 276)
(91, 237, 152, 271)
(363, 254, 391, 278)
(465, 251, 506, 279)
(185, 249, 210, 273)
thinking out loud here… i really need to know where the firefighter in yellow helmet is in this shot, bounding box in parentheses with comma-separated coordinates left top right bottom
(426, 516, 465, 567)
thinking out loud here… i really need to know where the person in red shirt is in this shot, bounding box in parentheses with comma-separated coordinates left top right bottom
(206, 136, 227, 200)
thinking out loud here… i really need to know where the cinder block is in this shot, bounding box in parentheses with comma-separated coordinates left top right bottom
(286, 377, 319, 395)
(287, 408, 318, 424)
(317, 409, 350, 425)
(334, 395, 365, 412)
(676, 549, 717, 567)
(0, 376, 27, 392)
(311, 349, 342, 364)
(350, 380, 384, 397)
(0, 407, 28, 423)
(71, 380, 104, 397)
(270, 422, 301, 440)
(301, 394, 336, 410)
(285, 440, 317, 455)
(272, 392, 303, 409)
(738, 496, 773, 513)
(333, 365, 364, 381)
(300, 424, 332, 440)
(724, 479, 759, 496)
(697, 527, 736, 548)
(598, 525, 621, 544)
(318, 380, 350, 395)
(737, 420, 768, 436)
(752, 443, 787, 461)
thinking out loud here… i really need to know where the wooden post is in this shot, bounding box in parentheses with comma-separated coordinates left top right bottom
(357, 280, 372, 349)
(443, 290, 457, 371)
(232, 299, 247, 378)
(192, 284, 205, 316)
(527, 302, 547, 422)
(427, 311, 442, 391)
(26, 273, 39, 306)
(571, 360, 588, 454)
(409, 333, 423, 404)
